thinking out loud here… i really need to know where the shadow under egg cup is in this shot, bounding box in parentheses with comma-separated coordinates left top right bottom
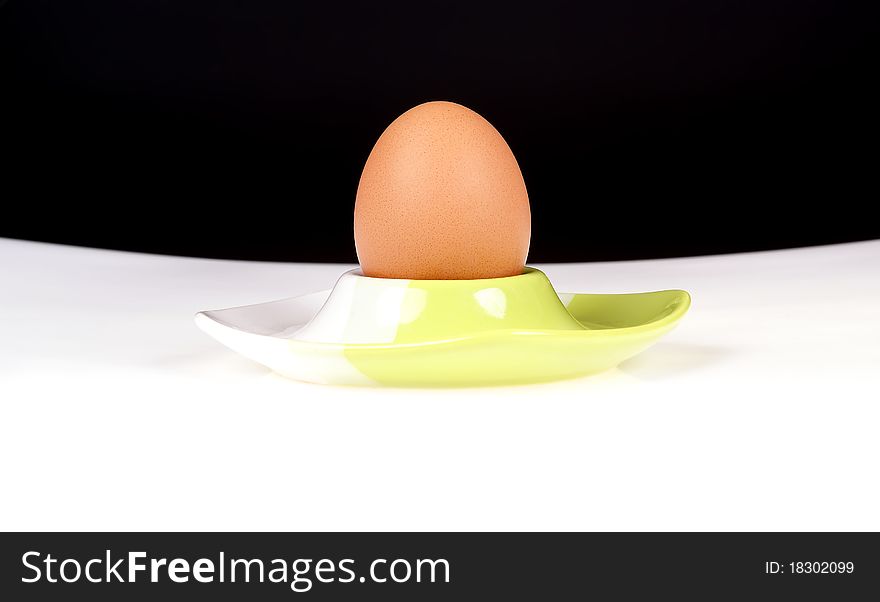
(196, 268, 691, 387)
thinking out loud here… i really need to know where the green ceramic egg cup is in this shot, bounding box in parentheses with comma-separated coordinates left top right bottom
(196, 268, 691, 387)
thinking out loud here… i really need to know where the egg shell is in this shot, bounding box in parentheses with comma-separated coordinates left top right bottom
(354, 101, 531, 280)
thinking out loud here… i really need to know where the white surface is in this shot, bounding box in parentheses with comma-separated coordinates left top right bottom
(1, 238, 878, 531)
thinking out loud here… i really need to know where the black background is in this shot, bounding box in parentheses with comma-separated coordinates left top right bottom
(2, 0, 877, 262)
(2, 533, 878, 600)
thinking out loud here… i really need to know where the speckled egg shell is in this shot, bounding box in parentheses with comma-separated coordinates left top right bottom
(354, 101, 531, 280)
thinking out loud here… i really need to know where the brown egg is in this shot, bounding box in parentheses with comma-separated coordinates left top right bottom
(354, 101, 531, 280)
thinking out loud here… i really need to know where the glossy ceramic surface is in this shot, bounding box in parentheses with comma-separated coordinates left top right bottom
(196, 268, 690, 386)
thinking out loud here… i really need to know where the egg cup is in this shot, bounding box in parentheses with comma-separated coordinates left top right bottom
(196, 268, 690, 386)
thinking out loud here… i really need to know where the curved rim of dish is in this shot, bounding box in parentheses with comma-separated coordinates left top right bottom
(196, 288, 691, 350)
